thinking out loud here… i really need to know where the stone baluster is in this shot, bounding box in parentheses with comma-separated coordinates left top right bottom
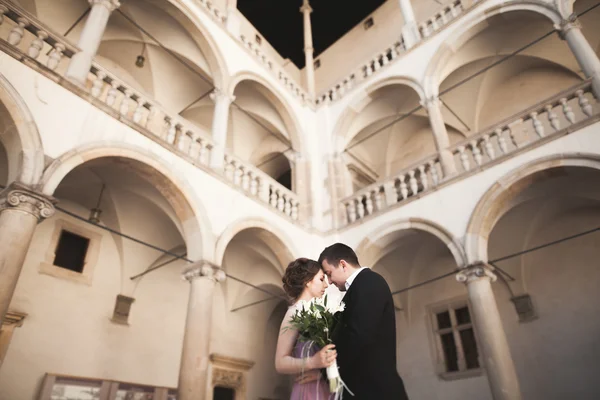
(356, 197, 365, 219)
(458, 146, 470, 171)
(365, 192, 374, 215)
(277, 191, 285, 212)
(560, 97, 575, 124)
(440, 8, 448, 24)
(482, 134, 495, 160)
(180, 131, 193, 154)
(420, 23, 430, 38)
(373, 189, 383, 211)
(224, 157, 235, 181)
(399, 174, 409, 199)
(346, 201, 357, 223)
(418, 164, 429, 191)
(233, 164, 243, 186)
(0, 5, 7, 24)
(47, 43, 65, 71)
(471, 140, 483, 166)
(241, 168, 250, 191)
(106, 81, 119, 107)
(530, 112, 544, 138)
(258, 177, 270, 203)
(91, 71, 106, 98)
(8, 18, 27, 46)
(450, 2, 460, 17)
(408, 170, 418, 195)
(496, 128, 508, 154)
(189, 136, 201, 160)
(456, 263, 523, 400)
(133, 98, 145, 124)
(165, 118, 177, 144)
(545, 105, 560, 131)
(383, 180, 399, 206)
(291, 200, 299, 220)
(28, 30, 48, 59)
(249, 172, 258, 196)
(119, 89, 132, 116)
(178, 263, 226, 400)
(428, 160, 440, 186)
(430, 16, 439, 31)
(577, 89, 593, 117)
(284, 197, 292, 217)
(199, 141, 209, 165)
(506, 126, 518, 148)
(270, 188, 278, 208)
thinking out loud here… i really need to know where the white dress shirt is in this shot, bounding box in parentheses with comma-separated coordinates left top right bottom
(344, 267, 368, 291)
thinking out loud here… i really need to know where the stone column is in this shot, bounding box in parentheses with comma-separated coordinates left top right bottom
(209, 89, 235, 171)
(65, 0, 120, 85)
(177, 262, 226, 400)
(225, 0, 240, 35)
(398, 0, 420, 49)
(422, 97, 457, 178)
(456, 263, 522, 400)
(557, 16, 600, 99)
(284, 150, 309, 223)
(300, 0, 316, 97)
(0, 183, 55, 327)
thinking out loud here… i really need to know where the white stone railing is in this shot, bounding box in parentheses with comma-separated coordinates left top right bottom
(341, 154, 442, 224)
(418, 0, 465, 39)
(0, 0, 300, 221)
(341, 80, 599, 226)
(196, 0, 227, 24)
(240, 34, 310, 104)
(316, 38, 406, 105)
(223, 153, 299, 220)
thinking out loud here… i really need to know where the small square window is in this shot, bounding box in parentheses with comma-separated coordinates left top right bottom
(314, 59, 321, 69)
(364, 17, 374, 29)
(255, 34, 262, 45)
(54, 230, 90, 273)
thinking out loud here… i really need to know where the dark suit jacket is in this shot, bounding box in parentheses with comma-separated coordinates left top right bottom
(332, 268, 408, 400)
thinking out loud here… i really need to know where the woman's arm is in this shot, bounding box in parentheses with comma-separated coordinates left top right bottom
(275, 307, 336, 374)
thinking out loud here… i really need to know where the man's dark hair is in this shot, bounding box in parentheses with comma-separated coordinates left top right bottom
(318, 243, 360, 267)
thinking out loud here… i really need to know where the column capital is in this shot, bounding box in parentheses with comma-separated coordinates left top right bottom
(283, 149, 302, 162)
(456, 262, 497, 284)
(89, 0, 121, 11)
(182, 261, 226, 283)
(300, 0, 313, 14)
(210, 88, 236, 106)
(555, 14, 581, 40)
(0, 183, 56, 221)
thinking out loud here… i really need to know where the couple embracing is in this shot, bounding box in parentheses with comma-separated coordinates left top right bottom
(275, 243, 409, 400)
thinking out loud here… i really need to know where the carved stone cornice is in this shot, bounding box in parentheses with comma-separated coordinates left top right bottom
(555, 14, 581, 40)
(0, 183, 56, 221)
(210, 353, 255, 371)
(209, 88, 236, 105)
(89, 0, 121, 12)
(182, 261, 226, 283)
(456, 262, 497, 284)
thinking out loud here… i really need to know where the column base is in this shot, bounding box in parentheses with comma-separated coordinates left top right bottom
(65, 52, 93, 87)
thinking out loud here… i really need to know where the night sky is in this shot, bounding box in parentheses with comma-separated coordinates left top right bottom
(238, 0, 386, 69)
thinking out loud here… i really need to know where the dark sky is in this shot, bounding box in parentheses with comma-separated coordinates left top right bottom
(238, 0, 386, 69)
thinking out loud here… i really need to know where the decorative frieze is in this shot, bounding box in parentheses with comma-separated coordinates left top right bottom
(0, 183, 56, 221)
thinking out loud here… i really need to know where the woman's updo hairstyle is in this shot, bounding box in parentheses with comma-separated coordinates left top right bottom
(282, 257, 321, 301)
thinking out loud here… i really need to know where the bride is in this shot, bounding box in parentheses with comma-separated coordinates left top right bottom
(275, 258, 337, 400)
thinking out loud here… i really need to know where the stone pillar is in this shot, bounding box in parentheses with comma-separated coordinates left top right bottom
(209, 89, 235, 171)
(284, 150, 309, 223)
(66, 0, 120, 85)
(456, 263, 522, 400)
(557, 16, 600, 99)
(300, 0, 316, 97)
(422, 97, 457, 178)
(0, 183, 55, 327)
(225, 0, 240, 35)
(177, 262, 226, 400)
(398, 0, 420, 49)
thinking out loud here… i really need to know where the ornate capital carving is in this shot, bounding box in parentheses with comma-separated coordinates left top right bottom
(420, 96, 442, 110)
(555, 14, 581, 40)
(212, 367, 244, 388)
(0, 183, 56, 221)
(209, 88, 235, 106)
(300, 0, 313, 14)
(456, 262, 497, 284)
(89, 0, 121, 12)
(182, 261, 226, 283)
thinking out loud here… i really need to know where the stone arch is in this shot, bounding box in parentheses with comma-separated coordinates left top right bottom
(215, 217, 299, 274)
(423, 1, 563, 98)
(356, 217, 467, 268)
(227, 71, 305, 154)
(0, 73, 45, 186)
(465, 153, 600, 264)
(331, 76, 426, 154)
(39, 141, 214, 261)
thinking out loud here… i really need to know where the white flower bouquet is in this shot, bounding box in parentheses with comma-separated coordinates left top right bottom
(288, 295, 346, 394)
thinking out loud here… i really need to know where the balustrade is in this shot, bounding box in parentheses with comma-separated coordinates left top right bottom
(341, 80, 599, 226)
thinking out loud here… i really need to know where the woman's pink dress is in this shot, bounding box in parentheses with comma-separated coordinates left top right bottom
(290, 341, 333, 400)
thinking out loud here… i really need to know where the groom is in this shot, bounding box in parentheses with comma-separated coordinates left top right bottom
(319, 243, 409, 400)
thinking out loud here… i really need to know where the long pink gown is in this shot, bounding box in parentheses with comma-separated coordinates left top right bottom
(290, 341, 334, 400)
